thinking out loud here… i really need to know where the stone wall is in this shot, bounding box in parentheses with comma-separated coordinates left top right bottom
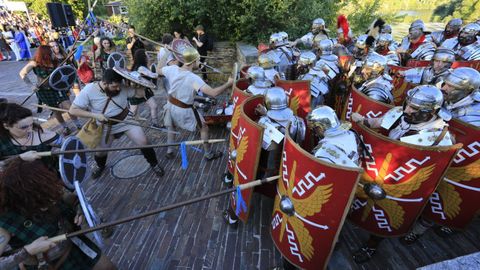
(205, 41, 236, 83)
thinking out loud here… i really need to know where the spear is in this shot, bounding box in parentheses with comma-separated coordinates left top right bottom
(48, 175, 279, 243)
(34, 104, 179, 134)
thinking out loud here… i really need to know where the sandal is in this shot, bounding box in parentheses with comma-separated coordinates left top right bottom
(222, 209, 238, 229)
(400, 231, 421, 245)
(204, 150, 223, 161)
(434, 226, 456, 238)
(353, 246, 376, 263)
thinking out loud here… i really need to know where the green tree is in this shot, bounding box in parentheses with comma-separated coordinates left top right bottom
(125, 0, 340, 43)
(22, 0, 87, 19)
(432, 0, 480, 22)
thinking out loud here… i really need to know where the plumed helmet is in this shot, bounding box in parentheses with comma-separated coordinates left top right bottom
(306, 105, 351, 137)
(269, 33, 283, 47)
(312, 18, 326, 34)
(318, 39, 334, 55)
(406, 85, 443, 112)
(381, 24, 392, 34)
(445, 18, 463, 35)
(298, 51, 317, 66)
(459, 23, 480, 44)
(432, 47, 455, 63)
(443, 67, 480, 103)
(182, 47, 200, 65)
(362, 52, 387, 76)
(258, 52, 278, 69)
(265, 87, 288, 110)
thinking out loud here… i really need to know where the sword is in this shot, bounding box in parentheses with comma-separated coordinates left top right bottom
(33, 104, 180, 135)
(47, 175, 280, 243)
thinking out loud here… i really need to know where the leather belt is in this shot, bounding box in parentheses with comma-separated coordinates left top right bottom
(168, 95, 202, 129)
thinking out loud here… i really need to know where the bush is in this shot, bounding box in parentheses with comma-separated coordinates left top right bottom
(125, 0, 340, 43)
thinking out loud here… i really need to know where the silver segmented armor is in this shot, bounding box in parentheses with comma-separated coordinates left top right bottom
(404, 67, 450, 85)
(318, 55, 340, 79)
(258, 114, 306, 151)
(448, 93, 480, 127)
(399, 37, 436, 60)
(457, 40, 480, 61)
(385, 52, 400, 65)
(428, 31, 446, 46)
(274, 46, 296, 75)
(312, 130, 360, 167)
(247, 85, 271, 96)
(358, 75, 394, 104)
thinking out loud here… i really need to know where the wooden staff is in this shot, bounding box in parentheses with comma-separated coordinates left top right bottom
(145, 50, 222, 60)
(34, 104, 179, 134)
(20, 1, 100, 106)
(8, 139, 225, 158)
(49, 175, 280, 243)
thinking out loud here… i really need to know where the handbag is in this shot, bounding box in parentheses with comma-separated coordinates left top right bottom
(76, 96, 112, 148)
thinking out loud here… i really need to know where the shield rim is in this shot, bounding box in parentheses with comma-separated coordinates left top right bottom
(59, 136, 89, 190)
(344, 85, 394, 120)
(112, 66, 156, 89)
(270, 129, 362, 269)
(171, 39, 194, 64)
(74, 181, 104, 247)
(48, 65, 77, 91)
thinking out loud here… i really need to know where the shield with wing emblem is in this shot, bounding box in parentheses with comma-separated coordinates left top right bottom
(228, 96, 264, 222)
(276, 79, 311, 120)
(349, 123, 461, 237)
(343, 86, 393, 122)
(423, 119, 480, 230)
(388, 65, 417, 105)
(226, 79, 253, 176)
(271, 131, 362, 269)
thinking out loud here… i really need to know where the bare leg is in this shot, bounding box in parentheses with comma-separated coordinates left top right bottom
(124, 126, 148, 146)
(146, 97, 158, 123)
(130, 104, 138, 118)
(166, 126, 176, 154)
(201, 124, 210, 153)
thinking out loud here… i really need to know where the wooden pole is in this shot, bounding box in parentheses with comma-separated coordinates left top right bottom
(49, 175, 279, 243)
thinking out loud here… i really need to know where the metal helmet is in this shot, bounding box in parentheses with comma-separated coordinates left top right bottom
(312, 34, 328, 48)
(361, 52, 387, 79)
(258, 52, 278, 69)
(443, 67, 480, 103)
(432, 47, 455, 63)
(458, 23, 480, 45)
(381, 24, 392, 34)
(408, 19, 425, 41)
(377, 33, 393, 47)
(278, 31, 289, 46)
(183, 47, 200, 65)
(297, 51, 317, 67)
(306, 105, 351, 137)
(318, 39, 334, 55)
(246, 66, 270, 87)
(269, 33, 283, 47)
(404, 85, 443, 124)
(264, 87, 288, 110)
(312, 18, 326, 35)
(445, 18, 463, 36)
(355, 34, 369, 49)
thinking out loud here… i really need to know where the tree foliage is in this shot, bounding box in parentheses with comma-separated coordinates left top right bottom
(22, 0, 87, 20)
(432, 0, 480, 22)
(125, 0, 340, 43)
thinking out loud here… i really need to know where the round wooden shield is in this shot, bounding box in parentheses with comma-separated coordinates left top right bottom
(113, 66, 156, 89)
(49, 65, 77, 91)
(171, 39, 194, 64)
(111, 154, 150, 179)
(59, 136, 89, 190)
(74, 181, 104, 247)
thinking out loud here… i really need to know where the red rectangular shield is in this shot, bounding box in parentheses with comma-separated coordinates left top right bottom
(423, 119, 480, 230)
(406, 59, 430, 67)
(227, 79, 253, 175)
(389, 65, 417, 105)
(229, 96, 264, 223)
(349, 124, 462, 237)
(271, 131, 362, 269)
(343, 86, 393, 122)
(276, 80, 311, 120)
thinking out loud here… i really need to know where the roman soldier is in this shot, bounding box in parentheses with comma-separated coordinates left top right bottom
(245, 66, 273, 95)
(269, 32, 298, 80)
(357, 52, 394, 104)
(293, 18, 329, 48)
(297, 51, 329, 107)
(441, 22, 480, 61)
(428, 18, 463, 46)
(351, 85, 453, 262)
(401, 47, 455, 86)
(258, 51, 283, 84)
(307, 105, 361, 167)
(375, 33, 400, 65)
(397, 20, 436, 64)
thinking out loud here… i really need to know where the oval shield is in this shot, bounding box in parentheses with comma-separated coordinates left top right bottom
(107, 52, 126, 69)
(59, 136, 89, 190)
(48, 65, 77, 91)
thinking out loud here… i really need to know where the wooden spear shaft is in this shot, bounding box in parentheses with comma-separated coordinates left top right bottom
(34, 139, 225, 157)
(49, 175, 280, 243)
(33, 104, 179, 134)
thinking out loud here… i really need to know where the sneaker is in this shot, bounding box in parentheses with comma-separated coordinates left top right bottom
(353, 246, 377, 263)
(91, 165, 106, 179)
(223, 172, 233, 187)
(151, 164, 165, 177)
(400, 231, 421, 245)
(222, 209, 238, 229)
(204, 150, 223, 161)
(165, 152, 175, 159)
(434, 226, 456, 238)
